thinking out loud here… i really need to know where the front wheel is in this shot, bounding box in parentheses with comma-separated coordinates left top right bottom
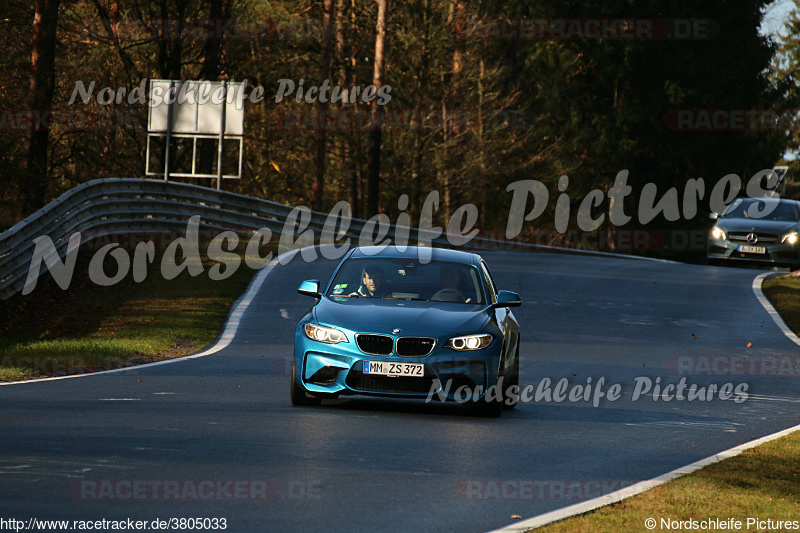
(470, 392, 504, 417)
(290, 365, 322, 406)
(503, 348, 520, 410)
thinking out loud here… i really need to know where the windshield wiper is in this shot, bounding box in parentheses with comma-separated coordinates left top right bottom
(382, 296, 428, 301)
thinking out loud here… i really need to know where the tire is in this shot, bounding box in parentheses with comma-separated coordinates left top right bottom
(469, 357, 508, 418)
(503, 347, 520, 410)
(290, 365, 322, 406)
(470, 392, 504, 417)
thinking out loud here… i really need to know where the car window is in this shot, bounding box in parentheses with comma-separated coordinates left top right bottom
(327, 257, 485, 304)
(723, 199, 800, 222)
(480, 261, 497, 303)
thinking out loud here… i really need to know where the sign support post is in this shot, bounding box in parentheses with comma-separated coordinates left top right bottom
(217, 80, 227, 190)
(163, 80, 175, 181)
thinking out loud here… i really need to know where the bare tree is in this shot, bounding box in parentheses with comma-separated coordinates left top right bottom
(23, 0, 60, 214)
(198, 0, 229, 176)
(312, 0, 335, 211)
(335, 0, 359, 216)
(366, 0, 387, 215)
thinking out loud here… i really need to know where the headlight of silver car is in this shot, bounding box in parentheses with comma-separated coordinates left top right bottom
(710, 225, 726, 240)
(446, 334, 493, 351)
(781, 231, 798, 245)
(304, 323, 348, 344)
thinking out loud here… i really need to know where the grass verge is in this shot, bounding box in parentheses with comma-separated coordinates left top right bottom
(761, 274, 800, 336)
(533, 431, 800, 532)
(0, 242, 263, 381)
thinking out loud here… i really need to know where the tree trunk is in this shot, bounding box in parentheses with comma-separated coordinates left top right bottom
(90, 0, 143, 80)
(367, 0, 387, 216)
(200, 0, 224, 80)
(452, 0, 465, 76)
(312, 0, 335, 211)
(157, 0, 184, 79)
(335, 0, 359, 217)
(198, 0, 226, 176)
(23, 0, 60, 215)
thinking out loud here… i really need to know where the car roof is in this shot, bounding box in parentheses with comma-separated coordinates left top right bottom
(348, 246, 482, 266)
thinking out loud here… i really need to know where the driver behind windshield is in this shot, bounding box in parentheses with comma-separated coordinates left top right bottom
(350, 264, 389, 297)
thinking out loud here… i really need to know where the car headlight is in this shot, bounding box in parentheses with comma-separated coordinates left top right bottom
(781, 231, 798, 245)
(446, 334, 493, 351)
(304, 323, 348, 344)
(710, 226, 726, 240)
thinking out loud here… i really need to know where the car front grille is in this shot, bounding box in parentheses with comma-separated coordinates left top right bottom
(396, 337, 435, 357)
(345, 368, 436, 394)
(727, 232, 779, 244)
(356, 334, 394, 355)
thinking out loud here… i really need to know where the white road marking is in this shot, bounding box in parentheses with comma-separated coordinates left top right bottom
(488, 421, 800, 532)
(752, 272, 800, 346)
(0, 250, 296, 386)
(745, 394, 800, 403)
(97, 398, 140, 401)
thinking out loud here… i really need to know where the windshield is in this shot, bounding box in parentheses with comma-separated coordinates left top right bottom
(327, 257, 486, 304)
(722, 199, 800, 222)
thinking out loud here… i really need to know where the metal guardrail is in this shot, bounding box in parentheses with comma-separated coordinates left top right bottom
(0, 178, 466, 300)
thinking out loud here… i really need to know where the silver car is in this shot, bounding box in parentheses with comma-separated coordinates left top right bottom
(707, 197, 800, 269)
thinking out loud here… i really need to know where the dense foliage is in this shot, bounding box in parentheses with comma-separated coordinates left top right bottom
(1, 0, 797, 254)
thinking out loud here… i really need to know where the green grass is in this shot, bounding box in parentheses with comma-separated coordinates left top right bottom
(534, 432, 800, 532)
(0, 244, 263, 381)
(762, 274, 800, 335)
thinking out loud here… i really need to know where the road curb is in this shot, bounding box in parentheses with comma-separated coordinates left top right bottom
(488, 421, 800, 532)
(752, 272, 800, 346)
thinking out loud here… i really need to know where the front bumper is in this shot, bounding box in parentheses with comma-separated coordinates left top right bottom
(707, 237, 800, 267)
(293, 327, 501, 401)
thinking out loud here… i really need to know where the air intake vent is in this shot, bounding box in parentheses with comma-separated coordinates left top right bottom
(346, 368, 435, 394)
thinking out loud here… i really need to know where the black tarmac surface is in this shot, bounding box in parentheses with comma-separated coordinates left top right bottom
(2, 250, 799, 532)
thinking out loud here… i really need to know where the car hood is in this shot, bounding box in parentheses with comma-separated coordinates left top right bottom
(716, 218, 798, 234)
(313, 298, 491, 336)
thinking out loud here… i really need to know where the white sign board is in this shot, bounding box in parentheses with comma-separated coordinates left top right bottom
(147, 80, 245, 135)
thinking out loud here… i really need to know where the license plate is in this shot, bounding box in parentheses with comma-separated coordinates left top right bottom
(362, 361, 424, 377)
(737, 245, 766, 254)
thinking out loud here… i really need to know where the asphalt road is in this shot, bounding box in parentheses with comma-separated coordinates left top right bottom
(2, 250, 799, 532)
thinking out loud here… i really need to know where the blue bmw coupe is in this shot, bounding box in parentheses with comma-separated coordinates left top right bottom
(291, 246, 522, 416)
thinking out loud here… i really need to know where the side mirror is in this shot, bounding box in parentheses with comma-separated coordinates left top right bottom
(297, 280, 321, 298)
(493, 290, 522, 308)
(709, 212, 719, 220)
